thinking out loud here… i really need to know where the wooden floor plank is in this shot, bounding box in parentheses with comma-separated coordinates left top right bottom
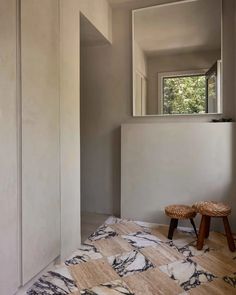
(140, 244, 185, 266)
(188, 278, 236, 294)
(92, 236, 134, 257)
(69, 259, 119, 290)
(192, 251, 236, 277)
(110, 222, 143, 235)
(124, 268, 183, 295)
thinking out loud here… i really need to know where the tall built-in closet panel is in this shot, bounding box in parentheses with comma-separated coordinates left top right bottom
(21, 0, 60, 283)
(59, 0, 81, 260)
(0, 0, 19, 294)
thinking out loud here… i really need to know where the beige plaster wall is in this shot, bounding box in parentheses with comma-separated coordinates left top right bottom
(121, 122, 236, 232)
(0, 0, 19, 294)
(60, 0, 81, 262)
(80, 0, 235, 216)
(0, 0, 112, 292)
(60, 0, 112, 261)
(79, 0, 112, 43)
(134, 41, 147, 77)
(21, 0, 60, 283)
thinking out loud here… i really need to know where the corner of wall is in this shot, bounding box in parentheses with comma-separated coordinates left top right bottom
(79, 0, 113, 44)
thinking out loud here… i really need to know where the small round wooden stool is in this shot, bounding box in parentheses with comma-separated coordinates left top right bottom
(194, 201, 235, 252)
(165, 205, 198, 240)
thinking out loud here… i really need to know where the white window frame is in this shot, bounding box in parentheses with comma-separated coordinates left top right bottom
(158, 69, 207, 114)
(134, 70, 148, 116)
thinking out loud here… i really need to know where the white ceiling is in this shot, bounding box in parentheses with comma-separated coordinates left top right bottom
(134, 0, 221, 56)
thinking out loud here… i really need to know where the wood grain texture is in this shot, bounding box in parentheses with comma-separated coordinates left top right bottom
(154, 225, 195, 242)
(150, 228, 169, 242)
(27, 217, 236, 294)
(192, 251, 236, 277)
(167, 218, 178, 240)
(110, 221, 143, 235)
(188, 278, 236, 295)
(223, 217, 236, 251)
(197, 215, 209, 250)
(69, 258, 119, 290)
(124, 268, 183, 295)
(140, 244, 185, 267)
(92, 236, 134, 257)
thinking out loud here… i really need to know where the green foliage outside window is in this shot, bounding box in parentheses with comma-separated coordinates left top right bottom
(163, 75, 206, 114)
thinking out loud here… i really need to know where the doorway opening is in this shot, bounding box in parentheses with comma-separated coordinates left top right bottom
(80, 14, 110, 242)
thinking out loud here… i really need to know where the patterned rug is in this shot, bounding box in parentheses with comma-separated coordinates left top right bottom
(27, 216, 236, 294)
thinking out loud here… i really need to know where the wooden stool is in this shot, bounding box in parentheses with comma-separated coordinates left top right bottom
(194, 201, 235, 252)
(165, 205, 198, 240)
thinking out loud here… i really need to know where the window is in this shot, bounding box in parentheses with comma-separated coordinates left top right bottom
(158, 71, 207, 115)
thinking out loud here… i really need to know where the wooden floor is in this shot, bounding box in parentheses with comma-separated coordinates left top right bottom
(27, 216, 236, 295)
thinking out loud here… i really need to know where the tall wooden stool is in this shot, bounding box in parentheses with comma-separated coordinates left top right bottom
(194, 201, 235, 252)
(165, 205, 198, 240)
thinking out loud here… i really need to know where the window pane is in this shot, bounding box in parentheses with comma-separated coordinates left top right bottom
(163, 75, 206, 114)
(208, 73, 217, 98)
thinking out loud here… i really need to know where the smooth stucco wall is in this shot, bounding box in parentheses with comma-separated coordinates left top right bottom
(81, 0, 235, 216)
(60, 0, 81, 261)
(21, 0, 60, 283)
(0, 0, 19, 294)
(79, 0, 112, 43)
(0, 0, 112, 292)
(134, 41, 147, 77)
(121, 123, 236, 232)
(60, 0, 112, 260)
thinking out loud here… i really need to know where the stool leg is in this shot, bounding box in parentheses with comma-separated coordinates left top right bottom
(197, 215, 208, 250)
(223, 217, 235, 252)
(168, 218, 178, 240)
(205, 216, 211, 239)
(190, 218, 198, 238)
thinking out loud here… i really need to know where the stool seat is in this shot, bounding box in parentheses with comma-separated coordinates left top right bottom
(165, 204, 196, 219)
(165, 204, 198, 240)
(193, 201, 231, 217)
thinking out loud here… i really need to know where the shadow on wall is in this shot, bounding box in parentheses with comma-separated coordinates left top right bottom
(207, 127, 236, 233)
(171, 128, 236, 233)
(133, 188, 236, 233)
(226, 127, 236, 233)
(112, 127, 122, 216)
